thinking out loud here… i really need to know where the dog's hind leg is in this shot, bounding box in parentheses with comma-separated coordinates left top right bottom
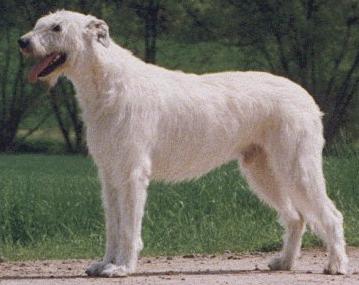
(239, 144, 305, 271)
(288, 131, 348, 274)
(262, 121, 348, 275)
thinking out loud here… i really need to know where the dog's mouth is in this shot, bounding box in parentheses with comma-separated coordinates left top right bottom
(28, 52, 67, 83)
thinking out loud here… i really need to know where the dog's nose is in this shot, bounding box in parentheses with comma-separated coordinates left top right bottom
(18, 38, 30, 49)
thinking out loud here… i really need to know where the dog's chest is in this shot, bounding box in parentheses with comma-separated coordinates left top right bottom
(85, 119, 126, 164)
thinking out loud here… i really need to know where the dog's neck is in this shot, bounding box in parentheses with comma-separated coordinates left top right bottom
(66, 41, 144, 124)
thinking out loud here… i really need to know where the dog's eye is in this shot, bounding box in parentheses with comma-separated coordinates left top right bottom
(52, 25, 61, 32)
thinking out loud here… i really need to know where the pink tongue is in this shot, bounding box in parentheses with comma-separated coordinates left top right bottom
(28, 53, 58, 83)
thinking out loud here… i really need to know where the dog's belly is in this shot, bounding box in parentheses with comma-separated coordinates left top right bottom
(151, 151, 236, 182)
(150, 129, 244, 182)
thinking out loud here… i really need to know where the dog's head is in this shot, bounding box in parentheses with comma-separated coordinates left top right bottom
(19, 10, 110, 85)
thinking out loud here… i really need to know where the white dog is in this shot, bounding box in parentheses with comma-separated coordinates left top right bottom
(20, 10, 348, 277)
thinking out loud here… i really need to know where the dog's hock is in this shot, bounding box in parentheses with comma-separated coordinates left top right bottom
(86, 18, 110, 48)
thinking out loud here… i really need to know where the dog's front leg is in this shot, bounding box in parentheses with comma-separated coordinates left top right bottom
(86, 171, 120, 276)
(99, 160, 151, 277)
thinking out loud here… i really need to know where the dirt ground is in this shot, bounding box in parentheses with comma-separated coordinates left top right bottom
(0, 248, 358, 285)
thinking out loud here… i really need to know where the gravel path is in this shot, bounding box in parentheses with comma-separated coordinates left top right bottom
(1, 248, 358, 285)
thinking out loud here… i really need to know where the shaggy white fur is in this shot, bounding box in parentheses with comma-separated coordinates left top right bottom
(20, 10, 348, 277)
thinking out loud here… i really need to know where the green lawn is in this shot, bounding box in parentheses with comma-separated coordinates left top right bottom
(0, 154, 358, 260)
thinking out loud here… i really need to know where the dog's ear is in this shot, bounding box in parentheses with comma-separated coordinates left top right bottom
(86, 18, 110, 48)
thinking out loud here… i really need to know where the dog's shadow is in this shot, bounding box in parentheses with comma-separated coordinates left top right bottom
(0, 268, 322, 280)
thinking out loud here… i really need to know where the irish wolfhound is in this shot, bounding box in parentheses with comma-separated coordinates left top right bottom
(19, 10, 348, 277)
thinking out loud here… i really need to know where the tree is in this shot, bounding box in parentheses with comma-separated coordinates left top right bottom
(247, 0, 359, 143)
(0, 25, 45, 151)
(126, 0, 165, 63)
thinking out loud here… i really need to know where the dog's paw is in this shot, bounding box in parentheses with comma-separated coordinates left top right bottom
(99, 263, 131, 277)
(268, 257, 292, 271)
(85, 261, 108, 276)
(324, 258, 348, 275)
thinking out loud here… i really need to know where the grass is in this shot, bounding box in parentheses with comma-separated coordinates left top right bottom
(0, 153, 358, 261)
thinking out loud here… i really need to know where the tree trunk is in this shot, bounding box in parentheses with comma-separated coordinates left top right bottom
(144, 0, 159, 63)
(48, 89, 74, 153)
